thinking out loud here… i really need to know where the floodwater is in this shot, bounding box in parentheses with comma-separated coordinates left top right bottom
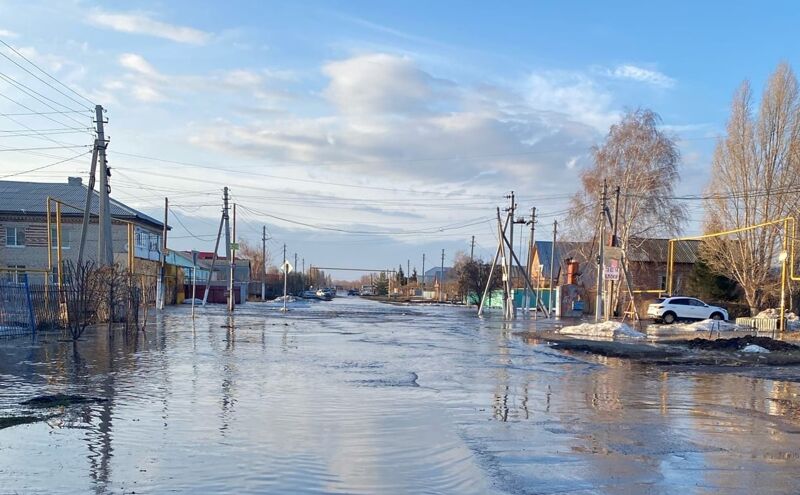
(2, 298, 800, 494)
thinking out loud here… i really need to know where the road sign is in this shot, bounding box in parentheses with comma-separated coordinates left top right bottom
(280, 261, 294, 274)
(230, 242, 239, 251)
(604, 258, 620, 281)
(191, 250, 198, 266)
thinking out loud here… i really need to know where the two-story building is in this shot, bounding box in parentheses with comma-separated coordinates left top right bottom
(0, 177, 166, 284)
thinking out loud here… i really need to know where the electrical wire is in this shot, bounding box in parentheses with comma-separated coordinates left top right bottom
(0, 149, 91, 179)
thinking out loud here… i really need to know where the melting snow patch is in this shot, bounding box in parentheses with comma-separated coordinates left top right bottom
(672, 319, 739, 333)
(558, 321, 646, 340)
(741, 344, 770, 354)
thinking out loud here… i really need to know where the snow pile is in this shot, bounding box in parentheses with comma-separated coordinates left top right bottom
(673, 319, 739, 333)
(742, 344, 770, 353)
(558, 321, 646, 340)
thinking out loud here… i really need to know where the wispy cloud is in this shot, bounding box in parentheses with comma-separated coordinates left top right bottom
(608, 64, 675, 88)
(0, 29, 18, 39)
(88, 10, 210, 45)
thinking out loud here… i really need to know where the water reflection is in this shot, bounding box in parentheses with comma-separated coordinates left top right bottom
(1, 300, 800, 494)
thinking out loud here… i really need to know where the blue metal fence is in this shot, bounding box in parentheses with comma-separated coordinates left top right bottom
(0, 280, 36, 336)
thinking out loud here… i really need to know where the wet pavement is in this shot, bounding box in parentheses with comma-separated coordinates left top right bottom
(2, 297, 800, 494)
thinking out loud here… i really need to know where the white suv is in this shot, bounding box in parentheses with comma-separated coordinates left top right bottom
(647, 297, 729, 324)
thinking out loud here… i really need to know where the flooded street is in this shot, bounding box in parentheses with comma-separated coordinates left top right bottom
(2, 297, 800, 494)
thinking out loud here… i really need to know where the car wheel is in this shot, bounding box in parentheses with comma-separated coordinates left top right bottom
(710, 312, 724, 321)
(662, 311, 676, 324)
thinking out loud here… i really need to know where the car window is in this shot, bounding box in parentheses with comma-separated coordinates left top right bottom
(668, 298, 685, 305)
(690, 299, 705, 307)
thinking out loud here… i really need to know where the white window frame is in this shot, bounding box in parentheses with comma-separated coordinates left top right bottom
(5, 226, 25, 247)
(50, 226, 71, 249)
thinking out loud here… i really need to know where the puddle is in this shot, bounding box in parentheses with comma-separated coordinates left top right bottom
(1, 298, 800, 493)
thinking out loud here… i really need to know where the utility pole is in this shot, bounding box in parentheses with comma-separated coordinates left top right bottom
(229, 203, 237, 312)
(609, 185, 621, 318)
(505, 192, 516, 316)
(282, 243, 288, 312)
(294, 252, 298, 294)
(203, 187, 228, 306)
(78, 135, 99, 265)
(407, 259, 410, 284)
(470, 235, 475, 261)
(440, 248, 445, 303)
(95, 105, 113, 266)
(421, 253, 426, 293)
(525, 207, 536, 312)
(262, 226, 267, 301)
(548, 220, 558, 318)
(595, 181, 608, 322)
(302, 258, 305, 289)
(158, 197, 168, 310)
(222, 188, 232, 311)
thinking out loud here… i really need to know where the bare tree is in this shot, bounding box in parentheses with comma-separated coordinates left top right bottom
(452, 252, 500, 301)
(702, 63, 800, 315)
(237, 238, 272, 282)
(62, 261, 103, 340)
(568, 108, 686, 308)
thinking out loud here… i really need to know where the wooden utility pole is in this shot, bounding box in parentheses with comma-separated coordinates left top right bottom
(609, 185, 621, 317)
(77, 142, 99, 266)
(95, 105, 113, 266)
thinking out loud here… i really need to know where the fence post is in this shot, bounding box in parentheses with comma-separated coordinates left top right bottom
(24, 278, 36, 334)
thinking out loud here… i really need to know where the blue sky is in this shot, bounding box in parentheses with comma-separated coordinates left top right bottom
(0, 1, 797, 278)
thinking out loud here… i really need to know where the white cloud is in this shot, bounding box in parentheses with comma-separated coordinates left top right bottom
(322, 53, 451, 115)
(609, 64, 675, 88)
(0, 29, 18, 38)
(88, 11, 210, 45)
(119, 53, 161, 78)
(188, 53, 602, 191)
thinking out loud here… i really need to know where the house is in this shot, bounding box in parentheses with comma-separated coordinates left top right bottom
(195, 252, 251, 283)
(422, 266, 452, 285)
(528, 238, 701, 315)
(0, 177, 166, 284)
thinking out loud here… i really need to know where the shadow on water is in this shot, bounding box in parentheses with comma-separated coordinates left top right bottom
(1, 298, 800, 493)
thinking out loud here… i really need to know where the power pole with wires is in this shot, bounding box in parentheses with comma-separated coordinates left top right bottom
(95, 104, 113, 266)
(158, 197, 168, 310)
(421, 253, 426, 292)
(229, 203, 236, 312)
(470, 235, 475, 261)
(548, 219, 558, 318)
(595, 181, 608, 322)
(440, 249, 445, 303)
(504, 192, 516, 316)
(262, 226, 268, 301)
(524, 207, 536, 311)
(201, 187, 229, 306)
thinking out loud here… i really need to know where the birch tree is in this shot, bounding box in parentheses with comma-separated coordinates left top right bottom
(568, 108, 686, 295)
(702, 63, 800, 314)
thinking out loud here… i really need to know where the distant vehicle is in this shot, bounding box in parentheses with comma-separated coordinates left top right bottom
(647, 296, 729, 324)
(360, 285, 375, 296)
(347, 289, 358, 296)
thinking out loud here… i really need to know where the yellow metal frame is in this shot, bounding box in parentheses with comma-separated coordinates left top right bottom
(662, 216, 798, 332)
(44, 197, 138, 285)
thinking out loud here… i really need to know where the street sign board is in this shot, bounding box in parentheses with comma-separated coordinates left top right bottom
(230, 242, 239, 251)
(604, 258, 620, 281)
(280, 261, 294, 274)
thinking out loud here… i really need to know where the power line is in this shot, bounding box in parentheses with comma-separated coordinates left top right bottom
(0, 71, 92, 128)
(0, 38, 95, 110)
(0, 149, 91, 179)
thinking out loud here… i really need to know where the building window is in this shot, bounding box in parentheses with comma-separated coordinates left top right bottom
(149, 234, 160, 252)
(5, 226, 25, 247)
(50, 226, 71, 249)
(4, 265, 26, 284)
